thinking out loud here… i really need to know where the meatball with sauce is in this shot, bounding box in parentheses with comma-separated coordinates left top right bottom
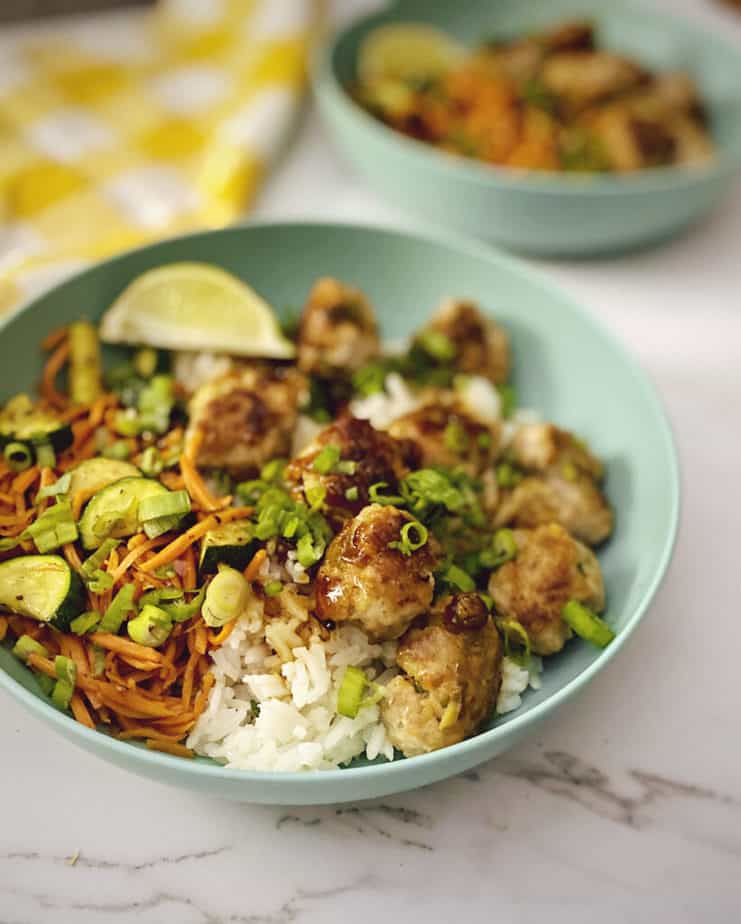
(388, 400, 500, 478)
(418, 299, 511, 385)
(315, 503, 440, 642)
(285, 416, 417, 527)
(185, 364, 306, 477)
(496, 422, 613, 545)
(296, 277, 380, 377)
(380, 593, 503, 757)
(488, 523, 605, 656)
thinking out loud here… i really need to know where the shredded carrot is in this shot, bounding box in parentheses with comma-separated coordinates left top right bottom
(89, 632, 163, 665)
(127, 533, 149, 550)
(146, 739, 194, 758)
(110, 534, 171, 582)
(63, 543, 83, 573)
(12, 466, 39, 496)
(184, 427, 203, 463)
(27, 653, 56, 679)
(209, 618, 236, 648)
(137, 508, 253, 574)
(159, 471, 186, 491)
(41, 339, 70, 408)
(182, 545, 196, 590)
(244, 547, 267, 582)
(71, 487, 99, 520)
(70, 693, 95, 729)
(180, 454, 230, 512)
(59, 635, 89, 677)
(0, 616, 7, 643)
(41, 326, 69, 352)
(180, 648, 200, 706)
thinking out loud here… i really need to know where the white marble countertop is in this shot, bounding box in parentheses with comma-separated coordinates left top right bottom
(2, 1, 741, 921)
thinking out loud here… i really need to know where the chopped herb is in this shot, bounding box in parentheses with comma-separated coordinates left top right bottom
(440, 564, 476, 593)
(496, 462, 523, 489)
(344, 486, 360, 502)
(497, 384, 517, 419)
(444, 420, 469, 453)
(368, 482, 404, 506)
(264, 580, 283, 596)
(415, 329, 456, 362)
(388, 520, 429, 556)
(312, 444, 342, 475)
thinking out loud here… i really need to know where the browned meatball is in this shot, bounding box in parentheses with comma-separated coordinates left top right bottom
(186, 364, 306, 477)
(496, 422, 613, 545)
(296, 277, 380, 377)
(380, 594, 503, 757)
(285, 416, 417, 527)
(315, 504, 440, 641)
(388, 400, 500, 478)
(542, 51, 647, 116)
(488, 523, 605, 656)
(420, 299, 511, 385)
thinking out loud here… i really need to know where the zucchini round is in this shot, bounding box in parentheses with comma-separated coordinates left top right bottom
(0, 394, 73, 453)
(68, 457, 141, 500)
(199, 521, 258, 573)
(0, 555, 84, 630)
(79, 476, 169, 549)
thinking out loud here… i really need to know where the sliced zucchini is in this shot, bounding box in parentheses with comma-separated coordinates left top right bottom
(0, 394, 73, 453)
(79, 476, 169, 549)
(199, 521, 258, 573)
(0, 555, 84, 630)
(68, 457, 141, 499)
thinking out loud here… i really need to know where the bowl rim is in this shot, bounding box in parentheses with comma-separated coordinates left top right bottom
(312, 0, 741, 196)
(0, 219, 681, 788)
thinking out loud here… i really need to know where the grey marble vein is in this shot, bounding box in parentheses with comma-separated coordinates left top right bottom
(0, 845, 230, 873)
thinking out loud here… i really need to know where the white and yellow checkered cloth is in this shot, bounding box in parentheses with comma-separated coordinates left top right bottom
(0, 0, 317, 314)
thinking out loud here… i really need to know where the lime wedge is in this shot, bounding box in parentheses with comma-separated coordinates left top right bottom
(358, 23, 464, 84)
(99, 263, 295, 359)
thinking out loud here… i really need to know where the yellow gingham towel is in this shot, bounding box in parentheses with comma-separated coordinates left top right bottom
(0, 0, 317, 314)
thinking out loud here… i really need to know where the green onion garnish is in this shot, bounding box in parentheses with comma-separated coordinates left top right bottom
(388, 520, 428, 556)
(12, 635, 49, 662)
(70, 611, 101, 636)
(80, 539, 119, 586)
(337, 666, 367, 719)
(127, 604, 173, 647)
(416, 329, 456, 362)
(561, 600, 615, 648)
(312, 444, 342, 475)
(55, 655, 77, 685)
(496, 618, 531, 664)
(102, 440, 131, 460)
(139, 446, 163, 477)
(497, 384, 517, 419)
(139, 490, 191, 522)
(296, 532, 325, 568)
(132, 347, 159, 379)
(480, 528, 518, 570)
(495, 462, 523, 489)
(477, 432, 492, 450)
(202, 568, 249, 627)
(260, 458, 287, 483)
(36, 674, 55, 697)
(4, 441, 32, 472)
(305, 483, 327, 510)
(443, 421, 469, 453)
(264, 580, 283, 596)
(26, 499, 78, 553)
(35, 442, 56, 469)
(442, 564, 476, 593)
(368, 482, 404, 505)
(98, 583, 136, 634)
(51, 678, 74, 711)
(35, 472, 71, 502)
(344, 486, 359, 502)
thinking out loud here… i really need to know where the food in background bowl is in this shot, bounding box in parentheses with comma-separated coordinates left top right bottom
(354, 20, 714, 174)
(0, 262, 616, 772)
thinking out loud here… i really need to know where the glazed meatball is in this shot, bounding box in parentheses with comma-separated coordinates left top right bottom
(488, 523, 605, 656)
(496, 422, 613, 545)
(315, 504, 440, 641)
(418, 299, 511, 385)
(186, 364, 306, 477)
(541, 51, 647, 116)
(381, 593, 503, 757)
(285, 416, 417, 527)
(388, 400, 500, 478)
(296, 277, 380, 377)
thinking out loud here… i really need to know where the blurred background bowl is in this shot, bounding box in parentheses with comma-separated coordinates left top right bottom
(314, 0, 741, 257)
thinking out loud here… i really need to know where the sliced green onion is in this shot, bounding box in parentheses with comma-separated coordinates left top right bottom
(296, 532, 324, 569)
(142, 514, 181, 540)
(35, 442, 56, 469)
(264, 580, 283, 596)
(352, 362, 388, 397)
(12, 635, 49, 662)
(36, 674, 55, 696)
(496, 462, 523, 489)
(139, 490, 191, 522)
(80, 539, 120, 580)
(496, 618, 531, 662)
(477, 432, 492, 450)
(478, 592, 494, 611)
(305, 483, 327, 511)
(69, 321, 102, 405)
(388, 520, 428, 556)
(70, 611, 101, 636)
(127, 604, 173, 647)
(113, 411, 141, 438)
(91, 645, 106, 677)
(416, 329, 456, 362)
(443, 421, 469, 453)
(202, 567, 250, 627)
(159, 587, 205, 623)
(442, 564, 476, 593)
(344, 486, 359, 502)
(99, 583, 136, 634)
(132, 347, 159, 379)
(87, 570, 114, 594)
(480, 528, 518, 570)
(497, 384, 517, 419)
(312, 444, 342, 475)
(4, 442, 32, 472)
(55, 655, 77, 685)
(137, 374, 175, 435)
(561, 600, 615, 648)
(51, 678, 74, 711)
(35, 472, 71, 502)
(102, 440, 131, 460)
(368, 482, 404, 506)
(337, 666, 367, 719)
(27, 499, 78, 552)
(139, 446, 163, 477)
(260, 458, 287, 483)
(335, 460, 357, 476)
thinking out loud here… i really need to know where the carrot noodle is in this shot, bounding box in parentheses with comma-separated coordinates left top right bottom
(244, 548, 267, 582)
(63, 543, 83, 573)
(209, 619, 236, 647)
(110, 534, 171, 581)
(184, 427, 203, 463)
(146, 739, 194, 758)
(180, 453, 230, 512)
(27, 653, 57, 679)
(12, 466, 39, 496)
(42, 339, 70, 408)
(89, 633, 163, 665)
(0, 616, 7, 642)
(136, 510, 251, 574)
(182, 545, 196, 590)
(70, 694, 95, 729)
(41, 326, 69, 352)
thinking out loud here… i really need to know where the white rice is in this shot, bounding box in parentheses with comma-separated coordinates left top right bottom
(187, 589, 398, 771)
(174, 351, 235, 392)
(350, 372, 421, 430)
(496, 655, 543, 715)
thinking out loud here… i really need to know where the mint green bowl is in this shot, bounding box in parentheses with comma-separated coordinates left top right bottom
(314, 0, 741, 256)
(0, 222, 679, 803)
